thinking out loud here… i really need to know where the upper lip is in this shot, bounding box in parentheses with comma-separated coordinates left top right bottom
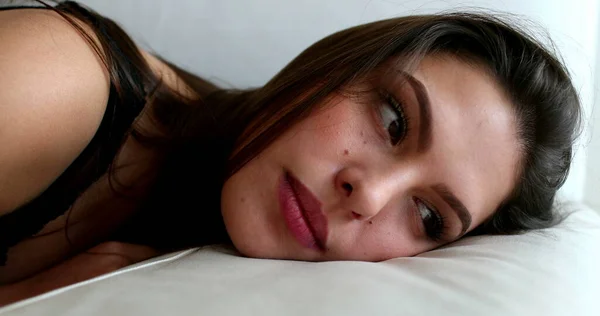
(286, 173, 329, 250)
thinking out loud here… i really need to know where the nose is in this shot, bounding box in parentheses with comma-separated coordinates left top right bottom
(335, 167, 398, 220)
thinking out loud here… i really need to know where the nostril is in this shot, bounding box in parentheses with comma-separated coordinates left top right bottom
(351, 211, 362, 220)
(342, 182, 353, 196)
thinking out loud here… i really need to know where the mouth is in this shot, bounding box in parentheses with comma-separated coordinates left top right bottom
(278, 172, 328, 252)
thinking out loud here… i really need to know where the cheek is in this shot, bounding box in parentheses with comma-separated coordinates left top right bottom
(329, 207, 435, 261)
(332, 229, 432, 261)
(291, 103, 378, 158)
(220, 155, 283, 258)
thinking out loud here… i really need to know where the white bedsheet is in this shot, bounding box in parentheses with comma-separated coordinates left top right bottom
(1, 203, 599, 316)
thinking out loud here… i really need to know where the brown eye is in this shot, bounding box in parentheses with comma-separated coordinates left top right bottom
(378, 91, 408, 145)
(414, 198, 445, 242)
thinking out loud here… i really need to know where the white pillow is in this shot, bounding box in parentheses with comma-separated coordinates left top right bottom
(1, 203, 599, 316)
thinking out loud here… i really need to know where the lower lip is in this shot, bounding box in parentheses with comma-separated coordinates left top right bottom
(278, 173, 323, 251)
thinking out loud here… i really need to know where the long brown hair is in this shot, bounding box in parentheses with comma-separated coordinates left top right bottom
(36, 1, 580, 250)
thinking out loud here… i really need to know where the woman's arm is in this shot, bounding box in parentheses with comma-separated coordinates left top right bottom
(0, 8, 116, 283)
(0, 8, 181, 288)
(0, 242, 161, 307)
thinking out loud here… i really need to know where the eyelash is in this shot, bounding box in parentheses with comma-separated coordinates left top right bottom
(377, 90, 411, 146)
(414, 198, 447, 242)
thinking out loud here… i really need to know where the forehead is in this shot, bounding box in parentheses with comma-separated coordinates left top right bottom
(412, 55, 521, 223)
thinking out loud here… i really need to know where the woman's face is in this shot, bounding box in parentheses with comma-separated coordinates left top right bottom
(221, 55, 520, 261)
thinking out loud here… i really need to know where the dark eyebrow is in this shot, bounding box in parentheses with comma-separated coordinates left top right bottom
(432, 184, 472, 237)
(402, 73, 432, 153)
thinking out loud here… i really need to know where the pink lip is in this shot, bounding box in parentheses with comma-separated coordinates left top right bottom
(278, 172, 328, 251)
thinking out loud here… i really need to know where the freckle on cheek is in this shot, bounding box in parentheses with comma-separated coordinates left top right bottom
(363, 141, 367, 145)
(240, 197, 246, 203)
(343, 149, 349, 155)
(369, 220, 373, 225)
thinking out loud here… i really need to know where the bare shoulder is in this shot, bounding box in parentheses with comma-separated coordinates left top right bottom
(0, 8, 110, 215)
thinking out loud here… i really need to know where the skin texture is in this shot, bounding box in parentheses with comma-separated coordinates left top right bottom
(0, 242, 160, 306)
(0, 10, 190, 301)
(221, 55, 521, 262)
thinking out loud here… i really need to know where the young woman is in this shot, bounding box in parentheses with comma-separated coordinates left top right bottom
(0, 0, 581, 304)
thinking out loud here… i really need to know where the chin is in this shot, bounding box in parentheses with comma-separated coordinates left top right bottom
(229, 236, 268, 258)
(221, 214, 279, 259)
(227, 229, 297, 260)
